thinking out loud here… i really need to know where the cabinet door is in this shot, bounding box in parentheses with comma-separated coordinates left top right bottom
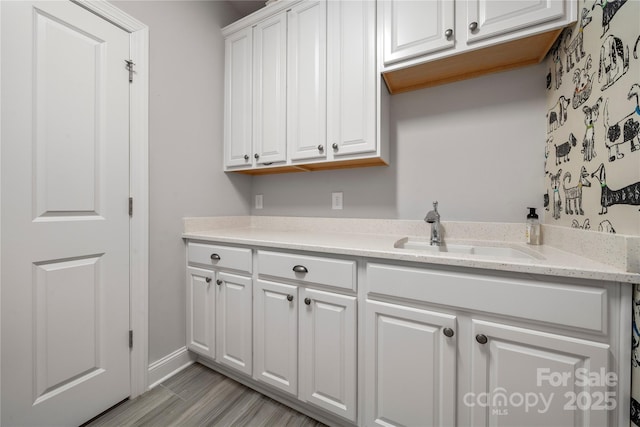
(299, 289, 357, 422)
(466, 0, 565, 44)
(224, 27, 253, 168)
(253, 13, 287, 165)
(365, 300, 457, 427)
(287, 1, 327, 161)
(254, 279, 298, 395)
(382, 0, 455, 66)
(186, 267, 215, 359)
(470, 319, 610, 427)
(327, 0, 376, 157)
(216, 272, 252, 376)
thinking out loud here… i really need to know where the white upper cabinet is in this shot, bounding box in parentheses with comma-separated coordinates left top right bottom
(327, 0, 377, 157)
(223, 27, 253, 168)
(253, 13, 287, 165)
(382, 0, 455, 66)
(222, 0, 388, 174)
(287, 1, 327, 162)
(466, 0, 566, 44)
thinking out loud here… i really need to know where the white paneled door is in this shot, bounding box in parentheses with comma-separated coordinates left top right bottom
(1, 1, 131, 425)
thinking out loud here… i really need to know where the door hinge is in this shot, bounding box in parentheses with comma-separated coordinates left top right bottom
(129, 330, 133, 349)
(125, 59, 135, 83)
(129, 197, 133, 217)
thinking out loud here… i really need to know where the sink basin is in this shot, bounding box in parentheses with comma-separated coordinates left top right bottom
(394, 238, 538, 260)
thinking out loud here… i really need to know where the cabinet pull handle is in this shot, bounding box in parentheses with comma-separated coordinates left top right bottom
(244, 154, 249, 160)
(444, 28, 453, 39)
(210, 253, 221, 261)
(205, 277, 212, 283)
(254, 153, 260, 159)
(475, 334, 488, 344)
(292, 265, 308, 273)
(332, 143, 339, 150)
(443, 327, 454, 337)
(216, 279, 223, 286)
(317, 144, 324, 152)
(287, 294, 294, 302)
(304, 297, 311, 306)
(469, 21, 478, 32)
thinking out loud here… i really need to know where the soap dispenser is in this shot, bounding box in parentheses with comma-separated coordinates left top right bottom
(526, 207, 540, 245)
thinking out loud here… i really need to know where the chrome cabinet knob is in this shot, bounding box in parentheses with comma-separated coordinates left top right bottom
(304, 297, 311, 306)
(332, 143, 338, 150)
(205, 277, 212, 283)
(444, 28, 453, 39)
(476, 334, 488, 344)
(443, 327, 454, 337)
(318, 144, 324, 152)
(469, 21, 478, 32)
(216, 279, 222, 286)
(254, 153, 259, 159)
(292, 265, 308, 273)
(287, 294, 294, 302)
(244, 154, 249, 160)
(210, 253, 221, 261)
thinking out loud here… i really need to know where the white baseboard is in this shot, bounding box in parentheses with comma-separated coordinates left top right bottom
(147, 346, 196, 390)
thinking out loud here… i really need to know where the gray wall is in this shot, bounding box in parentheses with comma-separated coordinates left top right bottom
(115, 1, 251, 364)
(252, 63, 546, 222)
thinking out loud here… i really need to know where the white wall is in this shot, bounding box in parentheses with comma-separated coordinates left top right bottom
(115, 1, 251, 364)
(251, 63, 547, 222)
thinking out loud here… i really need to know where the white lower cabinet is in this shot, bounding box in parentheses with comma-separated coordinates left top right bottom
(253, 279, 357, 422)
(470, 319, 610, 427)
(365, 299, 457, 427)
(187, 266, 216, 359)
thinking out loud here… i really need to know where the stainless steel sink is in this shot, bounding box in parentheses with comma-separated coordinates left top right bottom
(394, 237, 538, 260)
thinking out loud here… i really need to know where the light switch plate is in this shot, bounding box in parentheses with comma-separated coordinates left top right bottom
(255, 194, 263, 210)
(332, 192, 343, 210)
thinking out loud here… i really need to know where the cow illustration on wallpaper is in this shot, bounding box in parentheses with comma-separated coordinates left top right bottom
(598, 219, 616, 233)
(563, 167, 591, 215)
(571, 218, 591, 229)
(564, 8, 593, 71)
(547, 95, 570, 133)
(590, 163, 640, 214)
(581, 97, 603, 162)
(592, 0, 627, 37)
(603, 83, 640, 161)
(555, 133, 577, 165)
(598, 34, 629, 90)
(572, 55, 594, 109)
(550, 169, 563, 219)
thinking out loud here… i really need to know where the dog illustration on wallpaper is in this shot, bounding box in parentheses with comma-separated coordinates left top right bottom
(547, 96, 570, 133)
(572, 55, 594, 109)
(564, 8, 593, 71)
(563, 167, 591, 215)
(603, 83, 640, 161)
(551, 38, 564, 90)
(581, 97, 603, 162)
(590, 163, 640, 214)
(571, 218, 591, 229)
(598, 35, 629, 90)
(598, 220, 616, 233)
(592, 0, 627, 37)
(550, 169, 563, 220)
(555, 133, 577, 165)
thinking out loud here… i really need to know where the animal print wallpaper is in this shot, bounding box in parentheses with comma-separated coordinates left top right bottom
(545, 0, 640, 235)
(544, 1, 640, 424)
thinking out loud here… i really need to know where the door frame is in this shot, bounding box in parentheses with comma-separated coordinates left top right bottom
(0, 0, 150, 417)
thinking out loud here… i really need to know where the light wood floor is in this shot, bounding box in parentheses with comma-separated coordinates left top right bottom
(85, 363, 326, 427)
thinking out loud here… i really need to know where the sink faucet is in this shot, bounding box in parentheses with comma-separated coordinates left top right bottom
(424, 201, 442, 246)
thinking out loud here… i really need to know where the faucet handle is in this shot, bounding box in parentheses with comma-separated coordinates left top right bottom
(433, 201, 439, 211)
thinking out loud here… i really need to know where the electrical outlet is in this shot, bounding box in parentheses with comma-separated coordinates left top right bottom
(332, 192, 343, 210)
(255, 194, 263, 210)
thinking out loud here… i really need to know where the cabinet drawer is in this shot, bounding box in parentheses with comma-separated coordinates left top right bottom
(367, 263, 607, 333)
(187, 242, 252, 273)
(258, 250, 356, 291)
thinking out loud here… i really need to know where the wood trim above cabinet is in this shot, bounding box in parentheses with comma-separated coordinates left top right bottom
(383, 28, 562, 94)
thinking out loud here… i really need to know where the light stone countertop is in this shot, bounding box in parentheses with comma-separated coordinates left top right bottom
(182, 216, 640, 284)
